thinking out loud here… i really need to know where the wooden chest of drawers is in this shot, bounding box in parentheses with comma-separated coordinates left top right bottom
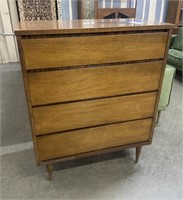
(15, 19, 173, 180)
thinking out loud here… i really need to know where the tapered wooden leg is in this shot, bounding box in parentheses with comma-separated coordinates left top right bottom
(46, 164, 53, 181)
(156, 111, 161, 124)
(135, 146, 142, 163)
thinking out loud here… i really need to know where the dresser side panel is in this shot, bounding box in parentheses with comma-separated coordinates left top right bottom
(16, 36, 41, 165)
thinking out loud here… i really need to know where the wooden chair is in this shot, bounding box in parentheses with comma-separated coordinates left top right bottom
(94, 0, 137, 19)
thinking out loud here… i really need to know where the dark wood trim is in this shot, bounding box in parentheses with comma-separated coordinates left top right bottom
(31, 91, 158, 108)
(26, 59, 164, 73)
(166, 0, 182, 26)
(36, 117, 153, 137)
(15, 26, 173, 36)
(21, 30, 168, 40)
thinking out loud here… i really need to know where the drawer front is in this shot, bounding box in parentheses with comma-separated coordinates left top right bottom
(37, 118, 153, 161)
(33, 92, 157, 135)
(28, 61, 163, 106)
(22, 33, 167, 70)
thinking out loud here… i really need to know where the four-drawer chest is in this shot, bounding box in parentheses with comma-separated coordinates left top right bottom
(15, 19, 173, 180)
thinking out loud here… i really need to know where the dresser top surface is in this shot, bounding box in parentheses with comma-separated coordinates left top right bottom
(15, 19, 173, 35)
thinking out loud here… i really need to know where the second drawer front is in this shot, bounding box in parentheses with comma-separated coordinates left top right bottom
(33, 92, 157, 135)
(28, 61, 163, 106)
(37, 118, 153, 161)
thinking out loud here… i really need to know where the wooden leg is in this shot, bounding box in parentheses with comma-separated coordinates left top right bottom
(135, 146, 142, 163)
(46, 164, 53, 181)
(156, 111, 161, 124)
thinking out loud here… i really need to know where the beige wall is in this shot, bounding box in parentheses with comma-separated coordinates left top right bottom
(0, 11, 9, 63)
(8, 0, 19, 30)
(0, 0, 19, 64)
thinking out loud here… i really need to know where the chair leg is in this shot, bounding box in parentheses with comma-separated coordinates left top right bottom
(156, 111, 161, 124)
(135, 146, 142, 163)
(46, 164, 53, 181)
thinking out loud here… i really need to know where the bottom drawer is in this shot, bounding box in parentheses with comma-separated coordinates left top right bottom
(37, 119, 153, 161)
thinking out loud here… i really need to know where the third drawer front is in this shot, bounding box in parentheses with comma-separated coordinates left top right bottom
(37, 118, 153, 161)
(28, 61, 163, 106)
(33, 92, 157, 136)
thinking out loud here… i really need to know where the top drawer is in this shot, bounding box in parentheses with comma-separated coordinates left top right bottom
(22, 32, 168, 70)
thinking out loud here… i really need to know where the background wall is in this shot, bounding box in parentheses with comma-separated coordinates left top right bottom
(0, 0, 19, 63)
(136, 0, 168, 22)
(0, 0, 169, 64)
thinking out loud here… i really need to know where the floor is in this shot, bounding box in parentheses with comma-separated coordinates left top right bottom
(0, 63, 183, 200)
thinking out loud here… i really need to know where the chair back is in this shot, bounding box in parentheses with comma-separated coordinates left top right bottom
(94, 0, 137, 19)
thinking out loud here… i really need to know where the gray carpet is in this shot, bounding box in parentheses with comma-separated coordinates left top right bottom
(0, 63, 183, 200)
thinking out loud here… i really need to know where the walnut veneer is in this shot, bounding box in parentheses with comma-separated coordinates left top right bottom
(15, 19, 173, 180)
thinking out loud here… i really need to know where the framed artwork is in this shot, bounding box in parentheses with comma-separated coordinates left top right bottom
(16, 0, 61, 21)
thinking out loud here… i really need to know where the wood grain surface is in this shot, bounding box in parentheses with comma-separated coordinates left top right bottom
(37, 118, 152, 161)
(33, 92, 157, 135)
(14, 19, 173, 168)
(22, 33, 167, 69)
(14, 19, 174, 36)
(28, 61, 163, 106)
